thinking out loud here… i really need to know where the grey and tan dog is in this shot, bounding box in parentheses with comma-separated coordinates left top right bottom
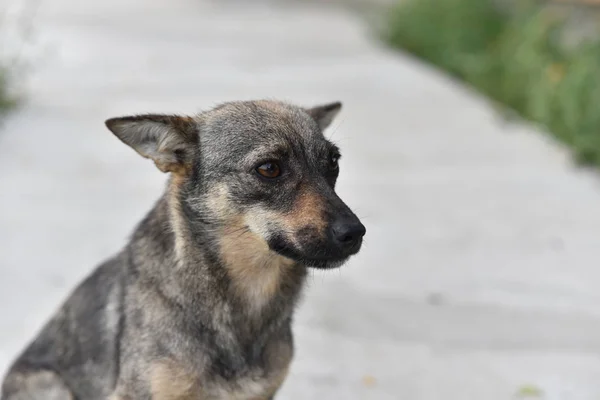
(1, 99, 366, 400)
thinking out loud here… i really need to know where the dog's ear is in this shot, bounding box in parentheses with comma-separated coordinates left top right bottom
(305, 101, 342, 130)
(105, 114, 198, 174)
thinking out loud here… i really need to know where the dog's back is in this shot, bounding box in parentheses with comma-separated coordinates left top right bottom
(2, 255, 125, 400)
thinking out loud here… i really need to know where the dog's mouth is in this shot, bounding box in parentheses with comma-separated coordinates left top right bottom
(268, 235, 361, 269)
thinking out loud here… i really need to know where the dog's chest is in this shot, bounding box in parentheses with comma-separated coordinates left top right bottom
(204, 371, 288, 400)
(150, 359, 289, 400)
(205, 341, 292, 399)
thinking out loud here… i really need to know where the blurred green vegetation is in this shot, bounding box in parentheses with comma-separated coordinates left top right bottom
(386, 0, 600, 165)
(0, 66, 16, 119)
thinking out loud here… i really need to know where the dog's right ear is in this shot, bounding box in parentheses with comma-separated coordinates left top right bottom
(306, 101, 342, 131)
(105, 114, 198, 174)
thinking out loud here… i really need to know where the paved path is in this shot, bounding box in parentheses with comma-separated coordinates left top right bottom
(2, 0, 600, 398)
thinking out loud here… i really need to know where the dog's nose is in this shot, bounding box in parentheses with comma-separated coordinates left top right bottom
(331, 218, 366, 249)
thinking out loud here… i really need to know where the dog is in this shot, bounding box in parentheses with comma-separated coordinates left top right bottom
(1, 99, 366, 400)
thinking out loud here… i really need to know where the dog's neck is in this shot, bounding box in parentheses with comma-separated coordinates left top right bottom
(127, 176, 307, 336)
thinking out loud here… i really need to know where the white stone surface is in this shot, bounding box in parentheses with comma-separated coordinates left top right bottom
(1, 0, 600, 398)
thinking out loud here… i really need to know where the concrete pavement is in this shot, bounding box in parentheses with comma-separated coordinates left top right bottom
(1, 0, 600, 398)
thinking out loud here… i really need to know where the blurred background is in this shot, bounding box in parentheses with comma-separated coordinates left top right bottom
(2, 0, 600, 398)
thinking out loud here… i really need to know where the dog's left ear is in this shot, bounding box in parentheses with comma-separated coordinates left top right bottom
(306, 101, 342, 130)
(105, 114, 198, 174)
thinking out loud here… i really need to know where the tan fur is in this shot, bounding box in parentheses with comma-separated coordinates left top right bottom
(155, 161, 190, 175)
(243, 188, 327, 253)
(149, 356, 289, 400)
(285, 188, 326, 233)
(168, 174, 192, 262)
(264, 366, 289, 399)
(242, 187, 327, 245)
(261, 341, 293, 398)
(219, 218, 295, 312)
(204, 183, 297, 312)
(150, 360, 202, 400)
(204, 184, 232, 220)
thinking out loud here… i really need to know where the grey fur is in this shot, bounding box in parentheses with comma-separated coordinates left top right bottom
(1, 100, 365, 400)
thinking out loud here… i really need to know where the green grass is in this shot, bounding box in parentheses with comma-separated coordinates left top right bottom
(386, 0, 600, 165)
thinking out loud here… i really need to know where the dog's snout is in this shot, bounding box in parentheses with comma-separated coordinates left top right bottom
(331, 217, 366, 249)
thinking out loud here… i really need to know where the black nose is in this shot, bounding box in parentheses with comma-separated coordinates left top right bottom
(331, 218, 366, 249)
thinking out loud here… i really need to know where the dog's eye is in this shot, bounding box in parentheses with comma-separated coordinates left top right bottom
(329, 153, 340, 170)
(256, 162, 281, 179)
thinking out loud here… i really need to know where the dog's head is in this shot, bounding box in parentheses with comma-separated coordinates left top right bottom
(106, 100, 365, 269)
